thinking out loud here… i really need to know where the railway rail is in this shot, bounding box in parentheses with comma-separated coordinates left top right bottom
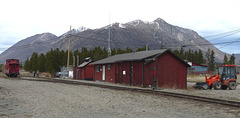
(19, 77, 240, 108)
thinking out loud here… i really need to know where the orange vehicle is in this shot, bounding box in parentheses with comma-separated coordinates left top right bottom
(194, 65, 238, 90)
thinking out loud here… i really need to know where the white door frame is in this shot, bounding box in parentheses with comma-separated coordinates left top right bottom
(102, 65, 105, 81)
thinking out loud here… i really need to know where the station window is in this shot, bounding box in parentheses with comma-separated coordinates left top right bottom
(108, 64, 111, 70)
(96, 65, 100, 72)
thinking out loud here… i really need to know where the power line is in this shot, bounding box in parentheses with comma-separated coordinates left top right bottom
(208, 30, 240, 41)
(218, 38, 240, 49)
(2, 28, 240, 52)
(180, 37, 240, 48)
(171, 29, 240, 43)
(203, 29, 240, 39)
(70, 34, 146, 47)
(2, 37, 60, 50)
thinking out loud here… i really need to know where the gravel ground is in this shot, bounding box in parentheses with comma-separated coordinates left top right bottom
(162, 82, 240, 102)
(0, 77, 240, 118)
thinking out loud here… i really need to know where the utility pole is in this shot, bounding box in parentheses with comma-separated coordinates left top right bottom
(77, 55, 79, 66)
(73, 56, 75, 67)
(146, 44, 148, 51)
(67, 26, 71, 70)
(108, 14, 111, 57)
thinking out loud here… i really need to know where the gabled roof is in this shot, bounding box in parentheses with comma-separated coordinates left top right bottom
(92, 49, 168, 65)
(91, 49, 190, 67)
(188, 61, 207, 67)
(78, 59, 92, 68)
(93, 49, 167, 64)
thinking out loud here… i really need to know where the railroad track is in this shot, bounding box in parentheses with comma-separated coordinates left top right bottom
(20, 77, 240, 108)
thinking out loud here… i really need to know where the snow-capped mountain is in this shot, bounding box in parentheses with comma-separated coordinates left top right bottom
(0, 18, 237, 64)
(0, 33, 57, 63)
(60, 26, 88, 39)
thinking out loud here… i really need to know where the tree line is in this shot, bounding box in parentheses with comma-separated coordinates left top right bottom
(172, 48, 216, 71)
(223, 54, 235, 65)
(24, 46, 149, 74)
(24, 46, 235, 74)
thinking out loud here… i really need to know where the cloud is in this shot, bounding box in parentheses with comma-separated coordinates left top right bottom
(0, 0, 240, 54)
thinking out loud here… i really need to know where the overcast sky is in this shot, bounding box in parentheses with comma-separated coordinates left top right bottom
(1, 0, 240, 54)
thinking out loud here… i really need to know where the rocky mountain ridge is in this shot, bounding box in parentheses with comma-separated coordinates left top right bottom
(0, 33, 57, 63)
(0, 18, 237, 64)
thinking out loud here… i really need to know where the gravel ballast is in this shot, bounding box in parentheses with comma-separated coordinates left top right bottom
(163, 82, 240, 102)
(0, 77, 240, 118)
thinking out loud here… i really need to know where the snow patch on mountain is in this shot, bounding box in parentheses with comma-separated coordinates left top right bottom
(60, 26, 88, 39)
(119, 23, 126, 28)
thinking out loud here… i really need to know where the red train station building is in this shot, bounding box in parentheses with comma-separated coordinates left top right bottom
(73, 57, 94, 80)
(91, 49, 190, 89)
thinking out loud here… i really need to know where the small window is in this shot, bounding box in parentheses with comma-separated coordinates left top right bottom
(108, 64, 111, 70)
(96, 65, 100, 72)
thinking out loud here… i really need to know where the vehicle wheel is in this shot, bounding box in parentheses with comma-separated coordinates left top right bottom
(221, 85, 228, 90)
(213, 81, 222, 90)
(229, 82, 237, 90)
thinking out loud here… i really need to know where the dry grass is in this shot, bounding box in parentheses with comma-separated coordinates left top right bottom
(19, 69, 32, 77)
(0, 72, 6, 78)
(238, 75, 240, 83)
(188, 74, 240, 83)
(187, 74, 206, 82)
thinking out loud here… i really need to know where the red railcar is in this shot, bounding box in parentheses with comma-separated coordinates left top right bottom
(5, 59, 20, 77)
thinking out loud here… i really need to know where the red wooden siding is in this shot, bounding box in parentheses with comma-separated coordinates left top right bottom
(144, 61, 155, 87)
(105, 64, 116, 83)
(94, 65, 102, 81)
(143, 53, 187, 89)
(92, 51, 188, 89)
(115, 62, 135, 85)
(156, 53, 187, 89)
(73, 67, 77, 79)
(132, 62, 143, 86)
(85, 65, 94, 79)
(73, 65, 94, 80)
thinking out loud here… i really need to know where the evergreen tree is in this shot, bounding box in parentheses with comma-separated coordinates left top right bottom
(205, 48, 211, 64)
(208, 50, 215, 71)
(168, 48, 172, 51)
(59, 50, 67, 67)
(20, 63, 23, 69)
(102, 47, 108, 58)
(229, 54, 235, 65)
(198, 49, 205, 64)
(45, 49, 55, 74)
(53, 48, 61, 71)
(193, 50, 198, 63)
(29, 52, 38, 71)
(179, 47, 185, 59)
(185, 49, 193, 61)
(117, 48, 125, 54)
(136, 46, 149, 52)
(38, 53, 46, 72)
(223, 54, 229, 65)
(80, 47, 89, 63)
(173, 50, 180, 57)
(91, 46, 103, 61)
(111, 48, 117, 56)
(24, 58, 30, 71)
(125, 47, 133, 53)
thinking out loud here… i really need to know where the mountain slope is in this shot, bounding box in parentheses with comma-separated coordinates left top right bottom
(0, 18, 236, 64)
(0, 33, 57, 63)
(46, 18, 228, 63)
